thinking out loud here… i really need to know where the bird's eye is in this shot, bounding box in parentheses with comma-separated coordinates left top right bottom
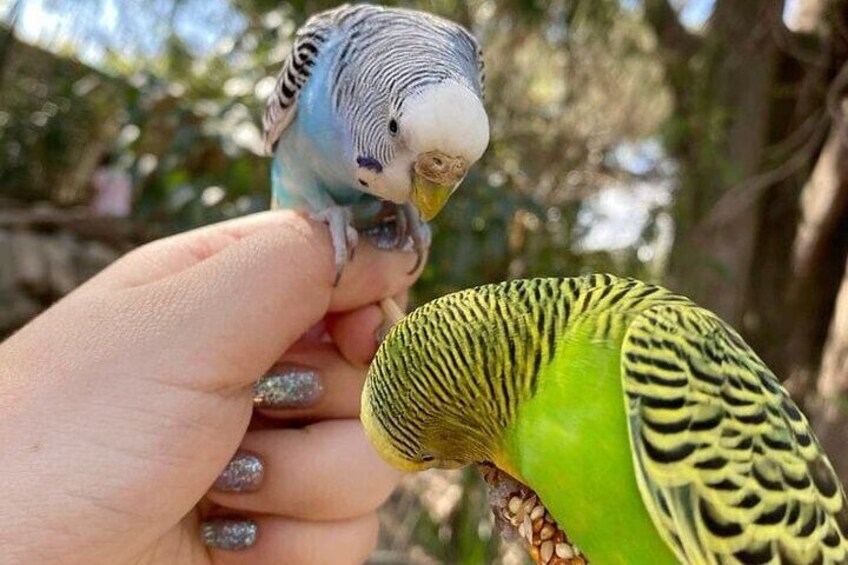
(388, 118, 399, 136)
(420, 454, 435, 463)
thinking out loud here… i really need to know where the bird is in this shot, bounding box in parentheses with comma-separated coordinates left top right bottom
(362, 274, 848, 564)
(262, 3, 489, 281)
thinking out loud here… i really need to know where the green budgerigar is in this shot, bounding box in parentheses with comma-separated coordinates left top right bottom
(362, 274, 848, 564)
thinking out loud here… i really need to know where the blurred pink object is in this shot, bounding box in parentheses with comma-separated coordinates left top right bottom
(91, 163, 132, 217)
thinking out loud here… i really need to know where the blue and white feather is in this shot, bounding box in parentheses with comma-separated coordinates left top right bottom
(262, 4, 489, 277)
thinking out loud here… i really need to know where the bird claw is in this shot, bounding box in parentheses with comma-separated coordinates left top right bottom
(311, 206, 357, 286)
(376, 297, 406, 343)
(314, 202, 429, 284)
(346, 224, 358, 262)
(395, 203, 429, 275)
(359, 202, 430, 273)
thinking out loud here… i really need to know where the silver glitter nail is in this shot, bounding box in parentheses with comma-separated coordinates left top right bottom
(253, 366, 323, 409)
(200, 519, 258, 550)
(213, 451, 264, 492)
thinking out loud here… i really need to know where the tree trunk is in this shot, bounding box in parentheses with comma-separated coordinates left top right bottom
(820, 265, 848, 398)
(644, 0, 848, 479)
(0, 0, 21, 93)
(811, 260, 848, 475)
(786, 116, 848, 386)
(646, 0, 807, 369)
(798, 96, 848, 474)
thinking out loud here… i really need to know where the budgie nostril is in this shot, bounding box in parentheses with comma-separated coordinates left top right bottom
(414, 151, 468, 185)
(410, 151, 468, 221)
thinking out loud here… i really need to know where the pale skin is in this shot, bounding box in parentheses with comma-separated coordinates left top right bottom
(0, 210, 421, 565)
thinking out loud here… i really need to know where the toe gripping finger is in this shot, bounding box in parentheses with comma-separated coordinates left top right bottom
(311, 206, 356, 286)
(398, 203, 429, 275)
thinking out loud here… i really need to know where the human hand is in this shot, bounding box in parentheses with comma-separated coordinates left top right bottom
(0, 210, 421, 565)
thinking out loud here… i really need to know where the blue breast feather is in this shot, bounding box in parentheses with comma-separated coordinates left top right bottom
(271, 33, 376, 211)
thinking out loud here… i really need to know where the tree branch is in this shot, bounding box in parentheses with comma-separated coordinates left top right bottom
(642, 0, 700, 61)
(819, 262, 848, 399)
(769, 7, 824, 67)
(696, 109, 830, 233)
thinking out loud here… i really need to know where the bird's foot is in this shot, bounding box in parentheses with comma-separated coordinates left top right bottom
(359, 202, 430, 274)
(311, 206, 358, 285)
(396, 202, 430, 274)
(478, 464, 587, 565)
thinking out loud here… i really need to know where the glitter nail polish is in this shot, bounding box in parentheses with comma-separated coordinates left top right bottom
(200, 519, 258, 550)
(361, 221, 400, 250)
(213, 451, 264, 493)
(253, 366, 323, 409)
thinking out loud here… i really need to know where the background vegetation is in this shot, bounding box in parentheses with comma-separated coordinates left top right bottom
(2, 0, 848, 562)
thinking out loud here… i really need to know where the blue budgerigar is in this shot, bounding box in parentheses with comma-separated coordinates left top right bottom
(262, 4, 489, 279)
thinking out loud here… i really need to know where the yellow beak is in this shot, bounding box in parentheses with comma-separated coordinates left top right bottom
(411, 150, 469, 221)
(411, 175, 454, 222)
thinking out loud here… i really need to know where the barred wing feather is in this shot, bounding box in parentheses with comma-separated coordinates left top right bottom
(621, 304, 848, 564)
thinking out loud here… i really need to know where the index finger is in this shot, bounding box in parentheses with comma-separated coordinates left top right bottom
(97, 211, 421, 391)
(89, 210, 422, 312)
(87, 211, 320, 289)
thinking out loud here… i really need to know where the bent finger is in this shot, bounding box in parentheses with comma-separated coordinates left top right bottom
(253, 342, 366, 421)
(89, 211, 305, 290)
(207, 420, 400, 521)
(206, 513, 378, 565)
(328, 291, 409, 367)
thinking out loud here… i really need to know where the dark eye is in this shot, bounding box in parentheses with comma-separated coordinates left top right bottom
(388, 118, 399, 136)
(420, 454, 435, 463)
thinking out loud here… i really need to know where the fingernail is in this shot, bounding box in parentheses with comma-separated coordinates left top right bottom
(361, 222, 400, 250)
(253, 366, 323, 409)
(200, 518, 257, 550)
(213, 451, 264, 493)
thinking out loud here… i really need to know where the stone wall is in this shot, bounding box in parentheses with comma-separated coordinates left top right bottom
(0, 207, 140, 339)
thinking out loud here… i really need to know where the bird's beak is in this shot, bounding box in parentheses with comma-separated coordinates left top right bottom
(411, 178, 454, 222)
(411, 150, 469, 221)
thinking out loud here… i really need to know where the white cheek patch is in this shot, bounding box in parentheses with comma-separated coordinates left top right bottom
(358, 153, 415, 204)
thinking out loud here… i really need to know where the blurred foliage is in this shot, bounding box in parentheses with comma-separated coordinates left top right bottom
(0, 28, 128, 204)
